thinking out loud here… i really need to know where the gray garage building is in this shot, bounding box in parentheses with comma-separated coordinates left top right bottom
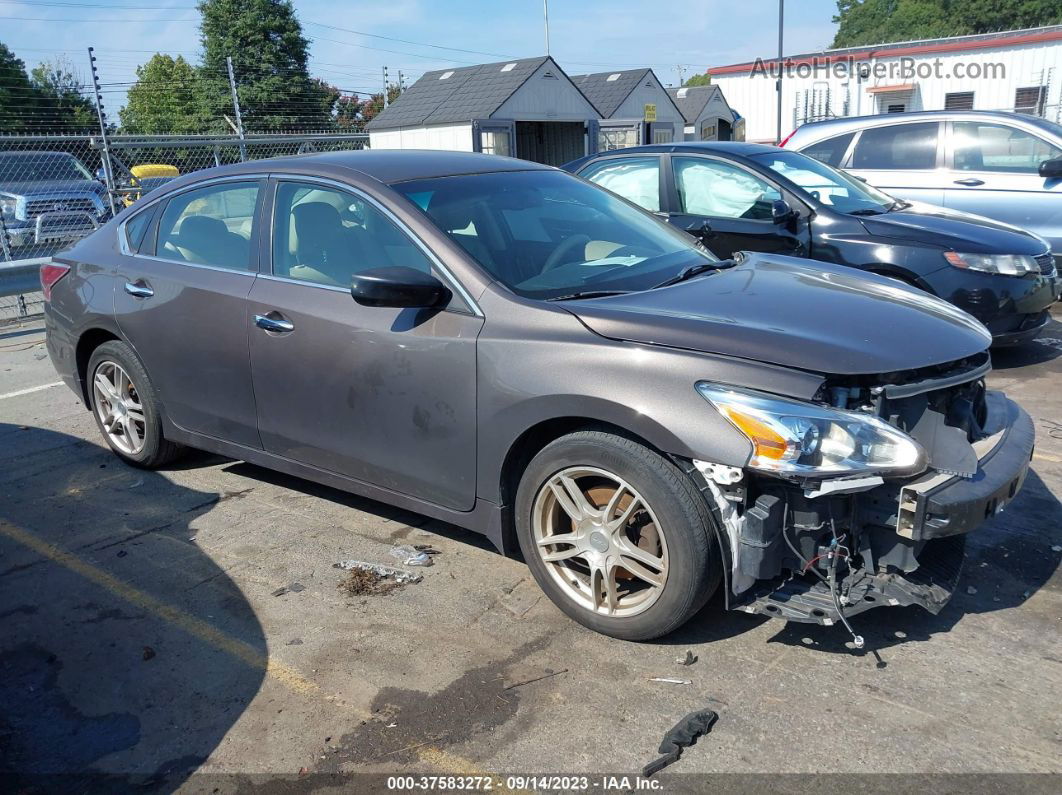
(666, 84, 744, 141)
(571, 69, 685, 148)
(366, 56, 601, 166)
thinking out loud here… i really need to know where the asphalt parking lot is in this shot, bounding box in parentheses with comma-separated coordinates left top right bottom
(1, 310, 1060, 789)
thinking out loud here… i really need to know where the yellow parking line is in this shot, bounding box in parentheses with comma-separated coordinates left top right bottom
(0, 519, 319, 697)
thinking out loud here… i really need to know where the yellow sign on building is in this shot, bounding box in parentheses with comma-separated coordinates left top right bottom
(644, 103, 657, 122)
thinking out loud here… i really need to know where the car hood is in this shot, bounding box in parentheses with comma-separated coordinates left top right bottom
(858, 200, 1047, 255)
(0, 179, 106, 197)
(563, 255, 992, 375)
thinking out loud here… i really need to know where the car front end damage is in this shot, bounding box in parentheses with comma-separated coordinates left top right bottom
(690, 352, 1034, 641)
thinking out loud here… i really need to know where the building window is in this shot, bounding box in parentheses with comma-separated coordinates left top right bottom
(944, 92, 974, 111)
(700, 123, 716, 140)
(599, 127, 640, 152)
(652, 128, 673, 144)
(1015, 86, 1046, 116)
(886, 104, 905, 113)
(479, 130, 510, 157)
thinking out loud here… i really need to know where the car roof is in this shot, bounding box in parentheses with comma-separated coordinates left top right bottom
(797, 109, 1027, 129)
(563, 141, 780, 171)
(0, 150, 76, 158)
(181, 149, 553, 186)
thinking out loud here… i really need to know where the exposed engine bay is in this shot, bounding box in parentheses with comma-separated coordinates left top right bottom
(690, 352, 1035, 647)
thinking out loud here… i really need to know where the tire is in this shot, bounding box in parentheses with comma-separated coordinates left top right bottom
(514, 430, 721, 641)
(86, 340, 183, 468)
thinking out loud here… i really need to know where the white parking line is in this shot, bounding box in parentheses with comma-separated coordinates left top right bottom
(0, 381, 63, 401)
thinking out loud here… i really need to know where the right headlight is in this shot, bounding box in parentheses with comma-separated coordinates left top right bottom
(698, 383, 926, 478)
(944, 251, 1038, 276)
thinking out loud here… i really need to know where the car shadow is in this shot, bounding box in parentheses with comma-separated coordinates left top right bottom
(662, 468, 1061, 656)
(0, 423, 266, 789)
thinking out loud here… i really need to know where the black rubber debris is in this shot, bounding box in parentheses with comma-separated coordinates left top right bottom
(642, 708, 718, 777)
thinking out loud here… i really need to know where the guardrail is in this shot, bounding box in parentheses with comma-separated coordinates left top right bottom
(0, 258, 47, 299)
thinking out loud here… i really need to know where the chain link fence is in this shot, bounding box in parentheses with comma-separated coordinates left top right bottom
(0, 131, 368, 322)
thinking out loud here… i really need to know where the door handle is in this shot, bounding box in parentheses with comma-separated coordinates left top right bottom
(953, 178, 985, 186)
(254, 313, 294, 333)
(124, 280, 154, 298)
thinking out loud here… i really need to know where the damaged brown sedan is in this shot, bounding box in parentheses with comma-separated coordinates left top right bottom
(43, 150, 1034, 642)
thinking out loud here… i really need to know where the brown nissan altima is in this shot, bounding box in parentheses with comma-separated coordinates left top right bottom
(43, 150, 1033, 643)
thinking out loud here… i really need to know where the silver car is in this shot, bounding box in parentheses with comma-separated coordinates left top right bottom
(784, 111, 1062, 266)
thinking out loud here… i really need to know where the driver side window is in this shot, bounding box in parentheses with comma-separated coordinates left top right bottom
(272, 182, 433, 288)
(673, 157, 781, 220)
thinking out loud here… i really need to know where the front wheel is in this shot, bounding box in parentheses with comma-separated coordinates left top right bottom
(515, 430, 720, 640)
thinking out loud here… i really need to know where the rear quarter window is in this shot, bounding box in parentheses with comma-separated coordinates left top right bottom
(122, 208, 154, 253)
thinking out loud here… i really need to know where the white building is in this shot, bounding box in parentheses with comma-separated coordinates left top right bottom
(707, 25, 1062, 143)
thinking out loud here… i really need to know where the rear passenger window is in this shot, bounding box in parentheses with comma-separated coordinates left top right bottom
(155, 182, 260, 269)
(851, 122, 939, 170)
(272, 182, 433, 288)
(800, 132, 854, 167)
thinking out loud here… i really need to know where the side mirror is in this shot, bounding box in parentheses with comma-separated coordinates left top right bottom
(685, 218, 715, 241)
(771, 199, 795, 224)
(1038, 157, 1062, 179)
(351, 266, 451, 308)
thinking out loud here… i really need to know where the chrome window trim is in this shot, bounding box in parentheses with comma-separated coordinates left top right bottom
(129, 254, 258, 277)
(117, 174, 268, 262)
(267, 173, 483, 317)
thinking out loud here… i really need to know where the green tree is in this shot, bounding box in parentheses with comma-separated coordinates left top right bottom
(682, 73, 712, 88)
(358, 84, 403, 127)
(120, 54, 204, 134)
(832, 0, 1062, 48)
(30, 57, 97, 131)
(197, 0, 336, 132)
(0, 43, 40, 132)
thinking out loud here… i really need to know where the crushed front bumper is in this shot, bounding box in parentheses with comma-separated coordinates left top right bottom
(731, 392, 1033, 625)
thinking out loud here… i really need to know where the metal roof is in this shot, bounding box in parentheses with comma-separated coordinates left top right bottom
(569, 69, 654, 117)
(366, 57, 555, 130)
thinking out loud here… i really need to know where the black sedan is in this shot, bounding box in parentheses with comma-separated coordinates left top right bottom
(565, 143, 1061, 345)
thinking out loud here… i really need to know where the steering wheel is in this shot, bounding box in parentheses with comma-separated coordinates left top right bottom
(542, 234, 592, 272)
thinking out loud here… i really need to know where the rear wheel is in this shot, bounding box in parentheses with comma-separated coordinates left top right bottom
(87, 341, 183, 468)
(515, 430, 720, 640)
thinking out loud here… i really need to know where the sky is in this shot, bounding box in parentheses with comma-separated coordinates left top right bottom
(2, 0, 841, 109)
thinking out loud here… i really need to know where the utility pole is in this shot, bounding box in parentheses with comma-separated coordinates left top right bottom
(383, 66, 390, 108)
(543, 0, 550, 56)
(676, 64, 686, 87)
(86, 47, 117, 216)
(776, 0, 784, 144)
(398, 70, 405, 91)
(226, 56, 247, 162)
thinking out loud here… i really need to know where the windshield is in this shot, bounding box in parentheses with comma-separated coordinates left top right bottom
(392, 170, 717, 300)
(0, 153, 94, 183)
(750, 150, 897, 215)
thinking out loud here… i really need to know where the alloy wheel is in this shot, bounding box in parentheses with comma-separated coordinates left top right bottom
(531, 466, 669, 617)
(92, 361, 147, 455)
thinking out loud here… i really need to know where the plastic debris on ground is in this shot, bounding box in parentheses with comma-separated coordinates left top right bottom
(648, 677, 692, 685)
(642, 708, 719, 777)
(388, 544, 436, 567)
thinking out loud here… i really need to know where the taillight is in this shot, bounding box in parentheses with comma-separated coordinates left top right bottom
(40, 263, 71, 301)
(778, 129, 797, 148)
